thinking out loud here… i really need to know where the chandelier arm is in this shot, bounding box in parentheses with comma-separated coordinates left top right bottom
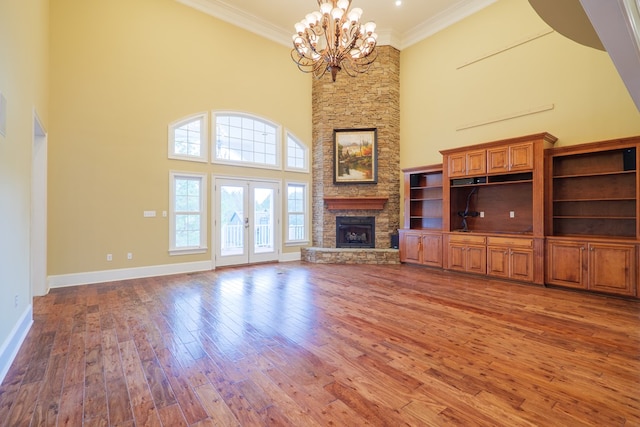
(305, 29, 321, 60)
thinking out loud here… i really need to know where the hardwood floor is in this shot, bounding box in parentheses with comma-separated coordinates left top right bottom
(1, 262, 639, 426)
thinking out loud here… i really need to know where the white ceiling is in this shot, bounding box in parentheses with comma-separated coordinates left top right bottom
(176, 0, 497, 49)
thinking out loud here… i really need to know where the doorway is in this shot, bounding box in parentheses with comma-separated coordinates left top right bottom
(31, 111, 47, 296)
(214, 177, 280, 267)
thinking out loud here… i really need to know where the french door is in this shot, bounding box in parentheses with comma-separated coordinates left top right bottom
(214, 178, 280, 267)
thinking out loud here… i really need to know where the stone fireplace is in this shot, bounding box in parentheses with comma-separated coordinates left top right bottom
(336, 216, 375, 248)
(301, 46, 401, 264)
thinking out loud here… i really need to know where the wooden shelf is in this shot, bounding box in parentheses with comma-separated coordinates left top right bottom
(553, 215, 635, 219)
(554, 198, 636, 202)
(548, 138, 638, 240)
(410, 197, 442, 201)
(554, 170, 636, 179)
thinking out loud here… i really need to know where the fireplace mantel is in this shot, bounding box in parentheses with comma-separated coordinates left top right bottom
(324, 197, 388, 210)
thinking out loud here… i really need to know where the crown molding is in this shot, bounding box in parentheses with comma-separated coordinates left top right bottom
(176, 0, 293, 47)
(400, 0, 498, 49)
(176, 0, 496, 50)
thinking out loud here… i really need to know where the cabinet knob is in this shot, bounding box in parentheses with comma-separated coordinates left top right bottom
(590, 247, 594, 251)
(580, 247, 585, 251)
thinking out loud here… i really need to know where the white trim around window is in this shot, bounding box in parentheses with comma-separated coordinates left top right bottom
(285, 181, 309, 246)
(169, 171, 208, 255)
(168, 112, 208, 162)
(212, 111, 282, 170)
(285, 130, 309, 173)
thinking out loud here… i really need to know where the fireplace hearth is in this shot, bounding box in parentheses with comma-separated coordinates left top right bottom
(336, 216, 375, 248)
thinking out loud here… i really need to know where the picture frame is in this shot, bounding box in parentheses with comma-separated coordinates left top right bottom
(333, 128, 378, 184)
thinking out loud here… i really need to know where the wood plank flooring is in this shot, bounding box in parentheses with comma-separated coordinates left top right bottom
(1, 262, 639, 426)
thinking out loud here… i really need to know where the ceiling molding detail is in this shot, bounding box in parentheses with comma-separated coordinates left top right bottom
(176, 0, 292, 47)
(401, 0, 498, 49)
(176, 0, 496, 50)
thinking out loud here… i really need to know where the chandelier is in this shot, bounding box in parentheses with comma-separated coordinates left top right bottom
(291, 0, 378, 82)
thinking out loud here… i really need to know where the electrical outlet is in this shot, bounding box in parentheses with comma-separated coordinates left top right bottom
(480, 211, 484, 218)
(510, 211, 515, 218)
(127, 253, 133, 260)
(14, 295, 18, 308)
(107, 253, 113, 261)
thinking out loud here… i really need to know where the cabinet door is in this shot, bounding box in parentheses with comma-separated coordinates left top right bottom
(466, 150, 486, 175)
(510, 249, 534, 282)
(487, 246, 509, 278)
(509, 142, 534, 171)
(400, 232, 422, 264)
(546, 240, 587, 289)
(421, 234, 443, 267)
(588, 243, 636, 296)
(466, 245, 486, 274)
(448, 153, 467, 178)
(487, 147, 509, 174)
(448, 244, 467, 271)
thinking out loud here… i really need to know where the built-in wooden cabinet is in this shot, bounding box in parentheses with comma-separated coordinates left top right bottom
(487, 142, 534, 174)
(487, 236, 534, 282)
(448, 149, 486, 177)
(400, 230, 442, 267)
(446, 233, 486, 274)
(440, 133, 556, 284)
(545, 136, 639, 297)
(399, 133, 640, 298)
(399, 165, 443, 267)
(547, 239, 636, 296)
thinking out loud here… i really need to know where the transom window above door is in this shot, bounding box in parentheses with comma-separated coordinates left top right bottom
(213, 112, 281, 169)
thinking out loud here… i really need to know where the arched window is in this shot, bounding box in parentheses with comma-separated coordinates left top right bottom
(286, 131, 309, 172)
(168, 112, 208, 162)
(213, 112, 281, 169)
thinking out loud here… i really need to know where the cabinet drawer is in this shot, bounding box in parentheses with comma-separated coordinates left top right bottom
(448, 234, 486, 244)
(487, 236, 533, 248)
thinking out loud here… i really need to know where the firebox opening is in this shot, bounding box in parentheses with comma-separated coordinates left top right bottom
(336, 216, 375, 248)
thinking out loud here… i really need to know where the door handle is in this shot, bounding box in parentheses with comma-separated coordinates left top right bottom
(244, 217, 249, 228)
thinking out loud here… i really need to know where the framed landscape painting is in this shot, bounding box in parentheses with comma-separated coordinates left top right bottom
(333, 128, 378, 184)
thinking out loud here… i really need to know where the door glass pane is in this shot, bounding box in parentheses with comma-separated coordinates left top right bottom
(254, 187, 274, 254)
(220, 185, 244, 256)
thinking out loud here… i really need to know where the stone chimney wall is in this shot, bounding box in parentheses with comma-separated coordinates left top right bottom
(311, 45, 401, 248)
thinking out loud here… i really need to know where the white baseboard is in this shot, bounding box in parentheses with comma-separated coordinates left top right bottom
(47, 252, 301, 290)
(280, 251, 302, 262)
(48, 260, 214, 289)
(0, 305, 33, 385)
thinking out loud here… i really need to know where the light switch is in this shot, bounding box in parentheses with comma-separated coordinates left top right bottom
(143, 210, 156, 217)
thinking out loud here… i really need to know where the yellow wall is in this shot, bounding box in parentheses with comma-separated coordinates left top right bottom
(48, 0, 312, 275)
(400, 0, 640, 170)
(0, 0, 49, 358)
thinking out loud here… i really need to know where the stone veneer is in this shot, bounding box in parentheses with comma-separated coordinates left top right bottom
(310, 45, 401, 256)
(301, 247, 399, 264)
